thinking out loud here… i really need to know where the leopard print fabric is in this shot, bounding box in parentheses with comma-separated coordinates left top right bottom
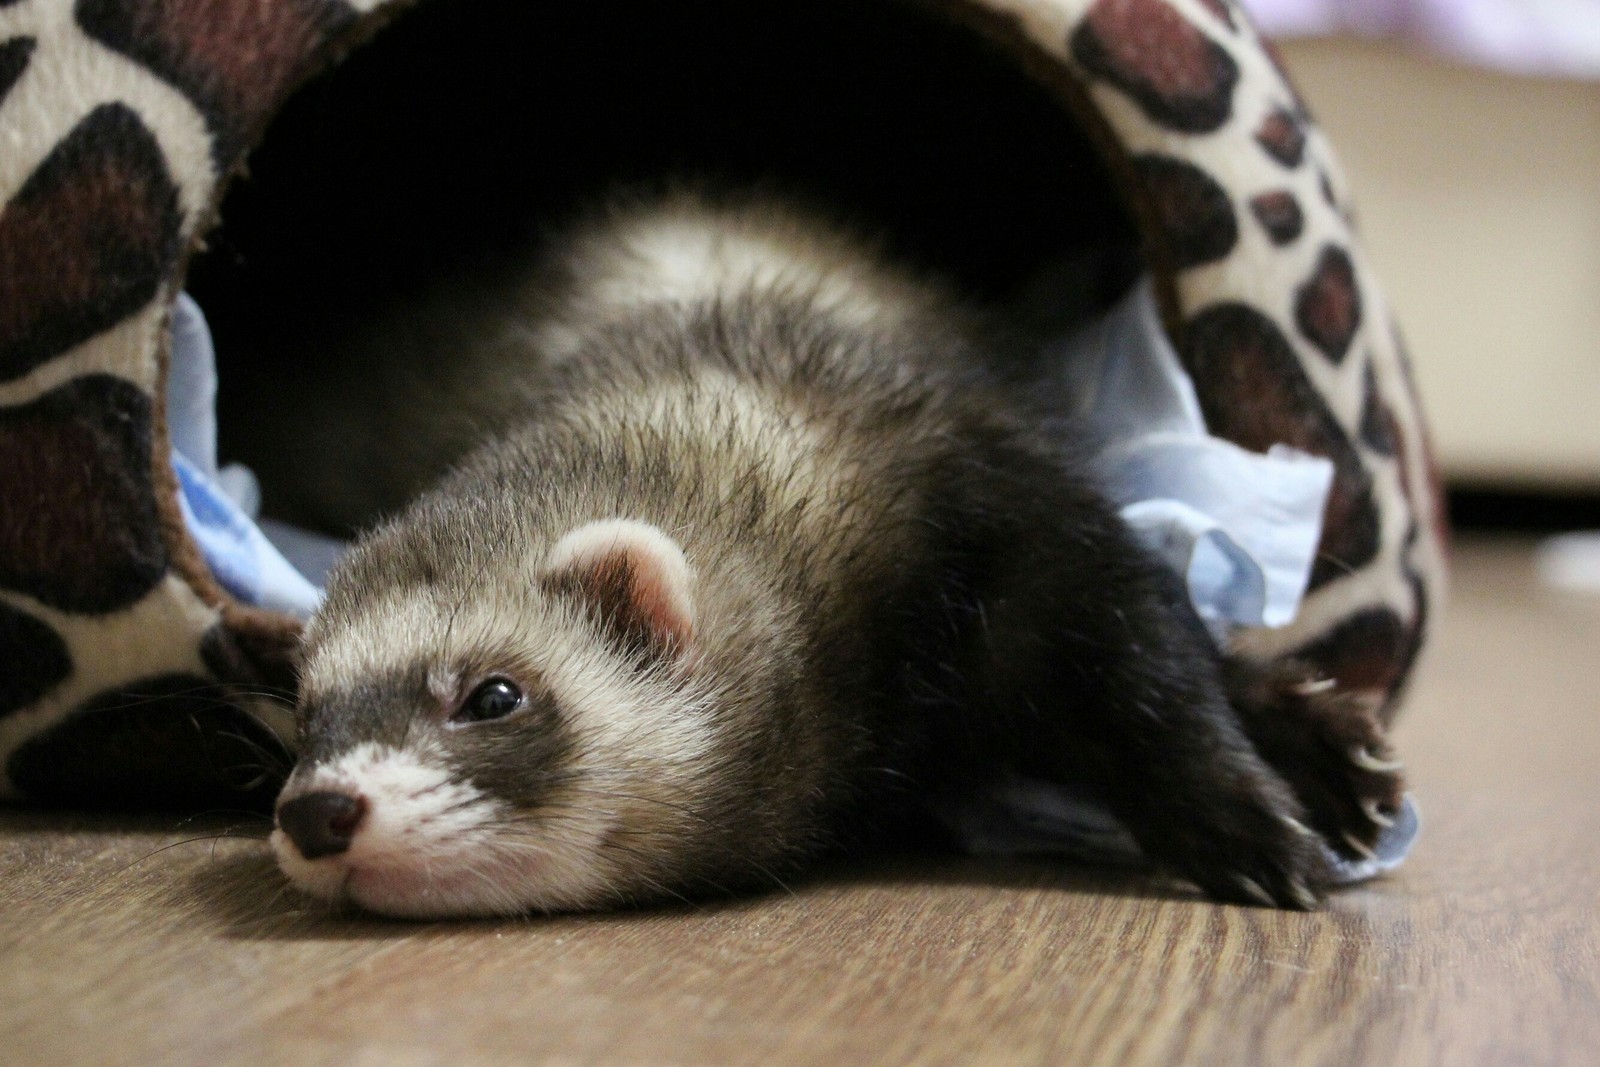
(0, 0, 1446, 807)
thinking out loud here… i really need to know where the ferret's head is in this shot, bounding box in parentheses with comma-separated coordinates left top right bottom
(272, 515, 719, 918)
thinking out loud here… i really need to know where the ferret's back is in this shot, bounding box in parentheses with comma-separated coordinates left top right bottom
(250, 191, 978, 531)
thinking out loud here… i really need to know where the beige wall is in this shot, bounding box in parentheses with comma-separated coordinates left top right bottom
(1279, 39, 1600, 488)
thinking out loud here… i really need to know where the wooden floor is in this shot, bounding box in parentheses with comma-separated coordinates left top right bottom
(3, 536, 1596, 1066)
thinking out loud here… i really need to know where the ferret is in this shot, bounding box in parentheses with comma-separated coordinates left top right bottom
(271, 192, 1351, 917)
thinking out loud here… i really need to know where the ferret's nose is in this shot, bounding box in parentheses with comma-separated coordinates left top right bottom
(277, 791, 368, 859)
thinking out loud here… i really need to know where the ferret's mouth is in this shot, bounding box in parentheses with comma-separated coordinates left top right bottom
(341, 863, 510, 919)
(270, 825, 562, 919)
(273, 839, 507, 919)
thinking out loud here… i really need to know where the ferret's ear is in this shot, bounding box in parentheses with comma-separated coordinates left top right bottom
(541, 520, 696, 663)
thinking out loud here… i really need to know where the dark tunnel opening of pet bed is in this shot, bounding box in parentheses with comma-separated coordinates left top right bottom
(186, 0, 1140, 537)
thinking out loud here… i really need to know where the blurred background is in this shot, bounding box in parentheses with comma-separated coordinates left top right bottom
(1246, 0, 1600, 541)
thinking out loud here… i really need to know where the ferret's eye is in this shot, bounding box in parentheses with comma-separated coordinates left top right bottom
(454, 678, 525, 724)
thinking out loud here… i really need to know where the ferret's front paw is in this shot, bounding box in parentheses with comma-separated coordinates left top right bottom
(1224, 661, 1407, 865)
(1143, 776, 1329, 910)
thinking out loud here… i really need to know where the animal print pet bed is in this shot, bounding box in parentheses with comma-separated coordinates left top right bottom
(0, 0, 1446, 820)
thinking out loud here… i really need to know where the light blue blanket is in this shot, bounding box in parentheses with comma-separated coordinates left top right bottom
(168, 292, 338, 618)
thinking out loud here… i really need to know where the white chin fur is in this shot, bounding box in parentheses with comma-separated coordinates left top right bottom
(273, 742, 614, 918)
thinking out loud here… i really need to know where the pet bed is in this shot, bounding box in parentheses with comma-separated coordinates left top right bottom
(0, 0, 1446, 815)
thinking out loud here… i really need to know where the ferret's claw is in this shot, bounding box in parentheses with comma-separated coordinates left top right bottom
(1342, 830, 1377, 861)
(1287, 879, 1319, 911)
(1282, 815, 1318, 839)
(1234, 875, 1277, 908)
(1361, 798, 1397, 828)
(1350, 746, 1405, 773)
